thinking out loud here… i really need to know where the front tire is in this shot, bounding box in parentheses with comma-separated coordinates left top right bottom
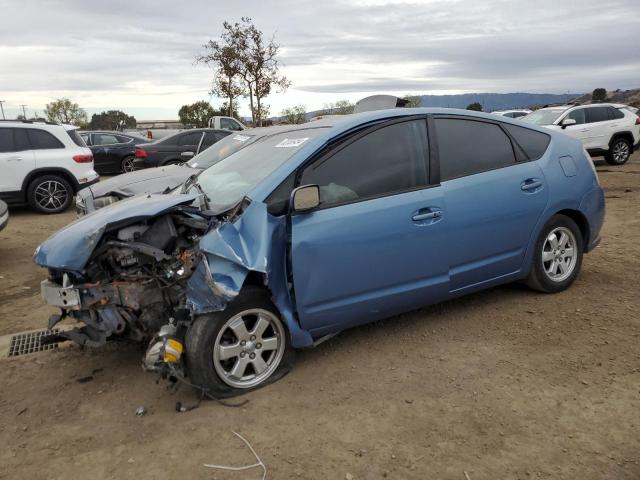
(605, 137, 632, 165)
(526, 214, 583, 293)
(185, 287, 292, 397)
(27, 174, 73, 214)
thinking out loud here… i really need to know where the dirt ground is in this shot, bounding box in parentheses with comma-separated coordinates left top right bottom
(0, 154, 639, 480)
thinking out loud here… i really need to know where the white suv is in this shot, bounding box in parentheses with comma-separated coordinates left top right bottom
(521, 103, 640, 165)
(0, 121, 99, 213)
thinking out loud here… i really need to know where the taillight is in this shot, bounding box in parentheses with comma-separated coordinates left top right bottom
(135, 147, 147, 158)
(73, 154, 93, 163)
(147, 130, 152, 139)
(635, 115, 640, 125)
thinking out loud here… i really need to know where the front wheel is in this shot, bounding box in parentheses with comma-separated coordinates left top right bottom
(185, 287, 292, 397)
(526, 214, 583, 293)
(605, 138, 631, 165)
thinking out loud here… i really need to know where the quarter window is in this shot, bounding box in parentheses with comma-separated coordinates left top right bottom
(435, 118, 516, 181)
(585, 107, 609, 124)
(503, 124, 551, 161)
(93, 134, 119, 145)
(26, 129, 64, 149)
(300, 120, 429, 208)
(609, 107, 624, 120)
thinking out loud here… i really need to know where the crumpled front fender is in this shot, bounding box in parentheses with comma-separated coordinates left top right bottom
(186, 201, 313, 348)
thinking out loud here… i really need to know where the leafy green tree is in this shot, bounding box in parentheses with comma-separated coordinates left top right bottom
(592, 88, 607, 102)
(44, 98, 87, 125)
(403, 95, 422, 108)
(281, 105, 306, 124)
(178, 101, 216, 127)
(320, 100, 354, 115)
(89, 110, 136, 130)
(466, 102, 482, 111)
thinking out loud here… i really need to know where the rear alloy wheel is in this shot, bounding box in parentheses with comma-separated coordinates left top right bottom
(185, 287, 293, 397)
(121, 156, 136, 172)
(605, 138, 631, 165)
(27, 175, 73, 214)
(526, 214, 583, 293)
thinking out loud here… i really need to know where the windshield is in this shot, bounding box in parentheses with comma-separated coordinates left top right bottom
(521, 109, 566, 126)
(196, 128, 328, 210)
(187, 133, 257, 170)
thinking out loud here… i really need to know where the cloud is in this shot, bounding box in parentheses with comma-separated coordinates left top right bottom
(1, 0, 639, 118)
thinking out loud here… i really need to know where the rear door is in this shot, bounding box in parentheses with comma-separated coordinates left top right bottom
(91, 133, 122, 172)
(584, 106, 613, 149)
(290, 118, 449, 336)
(433, 116, 549, 292)
(0, 128, 35, 194)
(26, 128, 66, 171)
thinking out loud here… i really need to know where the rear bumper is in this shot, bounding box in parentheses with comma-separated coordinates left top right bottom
(579, 185, 605, 253)
(74, 172, 100, 191)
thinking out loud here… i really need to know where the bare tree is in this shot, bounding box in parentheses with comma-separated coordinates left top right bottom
(197, 22, 246, 118)
(239, 18, 290, 126)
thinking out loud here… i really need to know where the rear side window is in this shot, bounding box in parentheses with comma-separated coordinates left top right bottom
(609, 107, 624, 120)
(27, 129, 64, 149)
(585, 107, 609, 124)
(300, 119, 429, 208)
(177, 131, 203, 146)
(67, 129, 87, 147)
(93, 133, 119, 145)
(0, 128, 34, 152)
(435, 118, 516, 181)
(116, 135, 133, 143)
(502, 124, 551, 161)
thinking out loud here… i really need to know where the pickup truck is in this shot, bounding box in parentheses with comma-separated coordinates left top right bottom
(208, 116, 245, 131)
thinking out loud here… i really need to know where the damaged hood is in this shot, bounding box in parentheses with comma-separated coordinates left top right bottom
(34, 193, 200, 272)
(88, 164, 201, 199)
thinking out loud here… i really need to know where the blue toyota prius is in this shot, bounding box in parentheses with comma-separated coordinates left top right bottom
(35, 108, 605, 396)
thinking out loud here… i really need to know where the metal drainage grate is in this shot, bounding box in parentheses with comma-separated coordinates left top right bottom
(8, 329, 61, 357)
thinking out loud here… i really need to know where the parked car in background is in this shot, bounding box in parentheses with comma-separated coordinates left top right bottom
(76, 128, 299, 215)
(209, 116, 245, 131)
(491, 109, 532, 118)
(0, 120, 98, 213)
(133, 128, 231, 169)
(0, 199, 8, 231)
(36, 108, 604, 396)
(79, 131, 149, 174)
(521, 103, 640, 165)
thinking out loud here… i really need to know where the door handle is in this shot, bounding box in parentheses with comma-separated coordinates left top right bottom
(7, 156, 23, 161)
(412, 208, 442, 222)
(521, 178, 543, 192)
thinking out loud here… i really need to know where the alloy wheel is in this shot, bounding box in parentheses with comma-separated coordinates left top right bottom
(122, 157, 136, 172)
(612, 141, 630, 164)
(213, 309, 285, 389)
(34, 180, 68, 212)
(541, 226, 577, 282)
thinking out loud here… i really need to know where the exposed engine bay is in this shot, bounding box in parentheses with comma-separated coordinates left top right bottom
(41, 204, 222, 376)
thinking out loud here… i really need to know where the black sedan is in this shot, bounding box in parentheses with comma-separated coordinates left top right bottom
(80, 131, 150, 174)
(133, 128, 231, 169)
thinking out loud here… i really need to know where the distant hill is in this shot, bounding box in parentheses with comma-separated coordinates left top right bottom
(570, 88, 640, 107)
(416, 92, 582, 111)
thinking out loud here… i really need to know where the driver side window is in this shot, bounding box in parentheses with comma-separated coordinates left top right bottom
(299, 120, 429, 208)
(566, 109, 585, 125)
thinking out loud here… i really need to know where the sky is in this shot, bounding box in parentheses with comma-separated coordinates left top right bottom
(1, 0, 639, 121)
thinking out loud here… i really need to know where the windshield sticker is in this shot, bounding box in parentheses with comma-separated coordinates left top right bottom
(275, 137, 309, 148)
(232, 135, 250, 142)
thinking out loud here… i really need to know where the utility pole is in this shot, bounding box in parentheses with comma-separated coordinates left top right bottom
(0, 101, 5, 119)
(20, 104, 27, 119)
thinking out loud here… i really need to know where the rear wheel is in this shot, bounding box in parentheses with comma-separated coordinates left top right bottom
(526, 214, 583, 293)
(185, 287, 292, 397)
(27, 175, 73, 214)
(605, 137, 631, 165)
(121, 156, 136, 172)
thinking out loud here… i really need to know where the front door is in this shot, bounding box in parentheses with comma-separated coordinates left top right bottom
(290, 118, 449, 337)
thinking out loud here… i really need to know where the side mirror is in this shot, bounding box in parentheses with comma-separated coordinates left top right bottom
(180, 151, 195, 160)
(291, 184, 320, 213)
(561, 118, 577, 129)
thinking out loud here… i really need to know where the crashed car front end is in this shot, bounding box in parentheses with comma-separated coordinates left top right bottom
(34, 192, 313, 384)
